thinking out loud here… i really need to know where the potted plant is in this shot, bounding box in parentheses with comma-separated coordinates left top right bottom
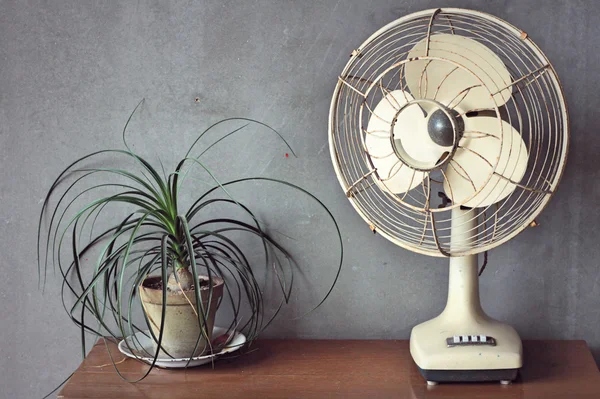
(38, 103, 342, 381)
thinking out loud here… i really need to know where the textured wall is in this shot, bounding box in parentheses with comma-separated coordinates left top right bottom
(1, 1, 598, 397)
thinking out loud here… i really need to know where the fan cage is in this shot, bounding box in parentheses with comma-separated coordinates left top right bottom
(328, 8, 569, 257)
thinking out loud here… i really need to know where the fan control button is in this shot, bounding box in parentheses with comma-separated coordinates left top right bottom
(446, 335, 496, 347)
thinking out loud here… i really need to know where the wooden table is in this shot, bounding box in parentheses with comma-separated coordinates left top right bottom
(58, 340, 600, 398)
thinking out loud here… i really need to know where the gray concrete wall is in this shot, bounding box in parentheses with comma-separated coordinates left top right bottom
(1, 1, 598, 397)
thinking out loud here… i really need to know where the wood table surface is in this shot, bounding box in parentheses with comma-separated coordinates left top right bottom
(58, 339, 600, 398)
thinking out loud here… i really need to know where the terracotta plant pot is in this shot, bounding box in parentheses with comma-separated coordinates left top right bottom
(139, 274, 224, 358)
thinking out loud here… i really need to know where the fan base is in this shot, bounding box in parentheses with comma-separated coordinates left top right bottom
(410, 312, 523, 383)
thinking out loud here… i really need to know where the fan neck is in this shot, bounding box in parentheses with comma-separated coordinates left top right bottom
(442, 208, 484, 318)
(444, 251, 483, 317)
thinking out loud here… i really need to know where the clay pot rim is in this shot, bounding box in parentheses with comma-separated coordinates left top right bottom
(141, 274, 225, 291)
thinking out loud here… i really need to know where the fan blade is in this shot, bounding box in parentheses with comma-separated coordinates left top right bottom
(365, 90, 437, 194)
(404, 34, 512, 112)
(443, 117, 528, 207)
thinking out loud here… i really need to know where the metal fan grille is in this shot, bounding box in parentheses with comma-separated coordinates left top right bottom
(328, 8, 568, 257)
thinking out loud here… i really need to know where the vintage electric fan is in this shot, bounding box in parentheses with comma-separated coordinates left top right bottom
(328, 8, 568, 384)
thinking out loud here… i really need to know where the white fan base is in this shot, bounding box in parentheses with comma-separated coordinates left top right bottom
(410, 308, 523, 372)
(410, 208, 522, 383)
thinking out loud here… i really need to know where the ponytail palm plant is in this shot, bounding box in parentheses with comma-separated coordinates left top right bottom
(38, 104, 343, 381)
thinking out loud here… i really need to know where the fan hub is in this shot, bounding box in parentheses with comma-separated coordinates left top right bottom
(390, 99, 459, 172)
(427, 108, 464, 147)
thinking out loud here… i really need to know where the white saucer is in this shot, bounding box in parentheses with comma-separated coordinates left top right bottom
(118, 326, 246, 368)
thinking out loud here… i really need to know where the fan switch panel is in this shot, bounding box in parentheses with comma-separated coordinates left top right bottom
(447, 335, 496, 347)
